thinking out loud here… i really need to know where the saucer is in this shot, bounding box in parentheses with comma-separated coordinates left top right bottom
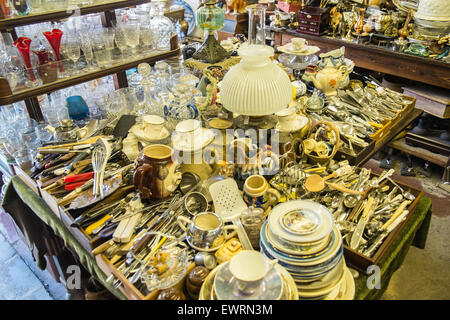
(268, 200, 333, 243)
(280, 208, 322, 235)
(199, 262, 299, 300)
(275, 114, 309, 133)
(172, 127, 215, 152)
(278, 43, 321, 56)
(213, 260, 283, 300)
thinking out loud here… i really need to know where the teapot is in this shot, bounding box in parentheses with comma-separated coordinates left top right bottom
(46, 119, 79, 141)
(310, 65, 348, 96)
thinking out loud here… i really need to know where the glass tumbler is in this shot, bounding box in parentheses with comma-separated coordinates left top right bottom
(93, 40, 111, 68)
(35, 123, 53, 143)
(124, 18, 140, 55)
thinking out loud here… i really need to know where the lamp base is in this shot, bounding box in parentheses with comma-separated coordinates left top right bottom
(234, 115, 277, 131)
(193, 33, 231, 64)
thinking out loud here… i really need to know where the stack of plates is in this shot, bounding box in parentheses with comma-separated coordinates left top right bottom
(260, 200, 354, 300)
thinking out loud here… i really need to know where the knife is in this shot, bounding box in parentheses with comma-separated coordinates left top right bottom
(350, 196, 375, 250)
(363, 209, 409, 257)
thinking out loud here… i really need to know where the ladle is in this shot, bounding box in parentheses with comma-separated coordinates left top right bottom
(305, 172, 337, 192)
(305, 173, 364, 195)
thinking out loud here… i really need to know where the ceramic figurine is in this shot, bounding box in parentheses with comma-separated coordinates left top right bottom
(330, 5, 343, 38)
(384, 11, 399, 37)
(367, 0, 383, 8)
(354, 8, 365, 35)
(215, 238, 242, 264)
(398, 9, 413, 40)
(225, 0, 247, 14)
(196, 68, 220, 111)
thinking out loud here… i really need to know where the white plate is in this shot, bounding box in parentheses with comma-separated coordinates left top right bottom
(261, 226, 343, 267)
(268, 200, 333, 243)
(297, 265, 346, 299)
(266, 223, 331, 257)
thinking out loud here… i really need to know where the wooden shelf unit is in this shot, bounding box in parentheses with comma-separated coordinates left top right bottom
(271, 27, 450, 90)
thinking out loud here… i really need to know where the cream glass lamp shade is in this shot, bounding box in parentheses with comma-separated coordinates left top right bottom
(219, 43, 292, 116)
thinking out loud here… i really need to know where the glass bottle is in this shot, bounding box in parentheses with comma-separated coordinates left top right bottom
(142, 79, 163, 116)
(137, 62, 162, 116)
(247, 5, 266, 46)
(149, 0, 174, 51)
(154, 60, 171, 106)
(240, 206, 266, 250)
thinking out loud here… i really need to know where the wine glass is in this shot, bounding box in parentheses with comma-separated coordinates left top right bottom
(114, 26, 128, 61)
(63, 35, 81, 75)
(80, 36, 96, 71)
(29, 0, 43, 14)
(124, 17, 140, 56)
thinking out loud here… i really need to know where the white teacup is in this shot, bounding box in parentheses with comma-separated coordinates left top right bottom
(291, 37, 308, 51)
(229, 250, 278, 295)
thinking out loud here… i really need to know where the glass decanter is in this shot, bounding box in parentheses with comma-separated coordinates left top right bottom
(149, 0, 174, 51)
(138, 63, 163, 116)
(154, 60, 171, 106)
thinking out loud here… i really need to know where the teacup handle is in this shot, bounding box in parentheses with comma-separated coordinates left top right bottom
(177, 216, 192, 232)
(265, 258, 279, 276)
(223, 225, 238, 240)
(266, 188, 281, 206)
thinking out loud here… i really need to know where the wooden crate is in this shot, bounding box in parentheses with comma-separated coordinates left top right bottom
(334, 138, 376, 166)
(14, 165, 40, 196)
(39, 187, 62, 219)
(343, 176, 423, 273)
(96, 254, 195, 300)
(59, 207, 97, 254)
(370, 96, 416, 145)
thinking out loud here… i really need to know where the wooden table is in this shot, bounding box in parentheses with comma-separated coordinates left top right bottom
(271, 28, 450, 90)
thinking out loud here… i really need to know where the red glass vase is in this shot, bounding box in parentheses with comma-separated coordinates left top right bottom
(33, 49, 57, 84)
(43, 29, 64, 73)
(14, 36, 36, 82)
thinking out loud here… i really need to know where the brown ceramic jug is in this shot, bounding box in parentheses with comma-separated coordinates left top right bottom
(133, 144, 182, 199)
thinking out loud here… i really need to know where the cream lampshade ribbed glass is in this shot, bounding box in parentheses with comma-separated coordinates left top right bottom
(219, 43, 292, 116)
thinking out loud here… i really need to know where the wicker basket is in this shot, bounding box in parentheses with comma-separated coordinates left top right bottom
(305, 121, 340, 166)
